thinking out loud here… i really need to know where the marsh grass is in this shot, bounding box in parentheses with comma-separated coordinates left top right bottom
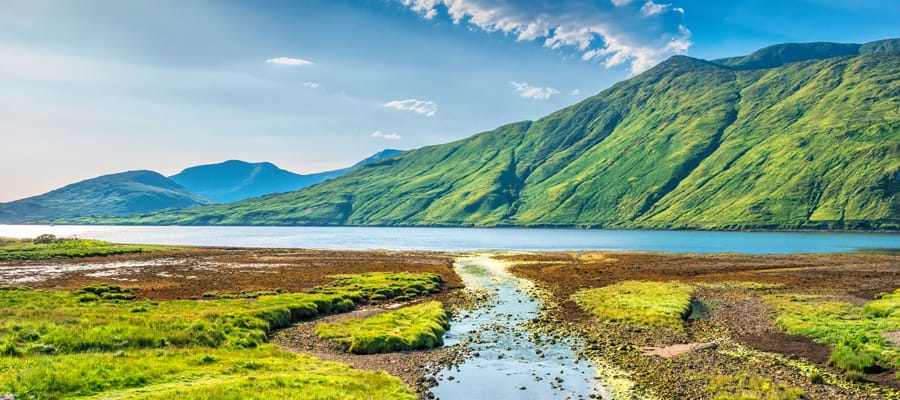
(0, 236, 173, 260)
(572, 281, 693, 328)
(0, 287, 353, 355)
(315, 301, 449, 354)
(312, 272, 443, 302)
(706, 373, 805, 400)
(765, 290, 900, 376)
(0, 271, 442, 398)
(2, 346, 413, 399)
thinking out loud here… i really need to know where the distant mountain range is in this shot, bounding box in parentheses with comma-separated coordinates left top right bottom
(89, 39, 898, 230)
(170, 149, 402, 203)
(0, 150, 402, 223)
(0, 171, 210, 223)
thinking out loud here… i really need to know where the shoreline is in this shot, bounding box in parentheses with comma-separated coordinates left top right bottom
(4, 222, 900, 234)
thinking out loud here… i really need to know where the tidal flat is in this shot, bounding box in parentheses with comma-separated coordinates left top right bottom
(1, 245, 898, 399)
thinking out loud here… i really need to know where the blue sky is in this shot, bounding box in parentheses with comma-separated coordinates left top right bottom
(1, 0, 897, 201)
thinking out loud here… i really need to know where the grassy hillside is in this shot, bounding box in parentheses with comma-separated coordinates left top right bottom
(0, 171, 210, 224)
(81, 40, 900, 230)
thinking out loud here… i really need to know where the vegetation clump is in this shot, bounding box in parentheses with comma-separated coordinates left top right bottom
(315, 301, 450, 354)
(572, 281, 693, 328)
(2, 345, 413, 399)
(765, 290, 900, 377)
(0, 271, 444, 398)
(0, 236, 173, 260)
(706, 373, 805, 400)
(312, 272, 442, 302)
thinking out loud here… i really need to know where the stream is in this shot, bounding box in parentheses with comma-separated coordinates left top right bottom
(429, 254, 606, 399)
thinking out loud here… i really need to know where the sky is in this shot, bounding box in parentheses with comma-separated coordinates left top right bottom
(1, 0, 898, 202)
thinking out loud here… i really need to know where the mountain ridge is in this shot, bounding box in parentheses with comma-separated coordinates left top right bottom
(1, 150, 405, 223)
(169, 150, 403, 203)
(63, 39, 900, 229)
(0, 170, 210, 223)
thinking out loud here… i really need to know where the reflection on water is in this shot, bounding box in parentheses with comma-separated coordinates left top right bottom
(0, 225, 897, 254)
(430, 255, 603, 399)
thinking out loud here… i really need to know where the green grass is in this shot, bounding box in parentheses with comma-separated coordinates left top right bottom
(0, 271, 443, 398)
(706, 373, 805, 400)
(1, 346, 413, 400)
(572, 281, 693, 328)
(765, 290, 900, 376)
(0, 236, 173, 261)
(312, 272, 443, 302)
(0, 286, 354, 355)
(315, 302, 450, 355)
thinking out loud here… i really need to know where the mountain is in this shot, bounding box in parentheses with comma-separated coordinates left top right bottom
(76, 40, 900, 230)
(0, 171, 210, 223)
(169, 150, 403, 203)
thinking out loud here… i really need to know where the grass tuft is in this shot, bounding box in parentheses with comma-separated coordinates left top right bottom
(312, 272, 443, 302)
(572, 281, 693, 328)
(765, 290, 900, 374)
(315, 302, 449, 354)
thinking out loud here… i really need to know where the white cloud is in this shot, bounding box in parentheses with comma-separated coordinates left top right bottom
(303, 81, 320, 89)
(640, 1, 669, 16)
(511, 82, 559, 100)
(266, 57, 314, 66)
(398, 0, 691, 74)
(371, 130, 402, 140)
(570, 88, 581, 96)
(383, 99, 438, 117)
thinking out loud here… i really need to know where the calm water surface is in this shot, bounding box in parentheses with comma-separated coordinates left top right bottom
(0, 225, 897, 253)
(431, 255, 602, 399)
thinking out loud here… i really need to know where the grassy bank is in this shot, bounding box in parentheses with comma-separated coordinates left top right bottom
(766, 290, 900, 379)
(0, 235, 172, 261)
(0, 271, 445, 398)
(572, 280, 693, 328)
(315, 301, 449, 354)
(313, 272, 443, 301)
(2, 346, 413, 400)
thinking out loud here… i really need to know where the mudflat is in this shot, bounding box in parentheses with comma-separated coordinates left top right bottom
(3, 248, 899, 399)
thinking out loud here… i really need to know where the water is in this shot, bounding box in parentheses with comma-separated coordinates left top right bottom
(0, 225, 897, 253)
(431, 255, 602, 400)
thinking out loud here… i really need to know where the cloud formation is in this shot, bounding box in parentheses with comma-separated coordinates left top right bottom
(398, 0, 691, 73)
(383, 99, 438, 117)
(371, 130, 402, 140)
(303, 81, 320, 89)
(266, 57, 314, 66)
(510, 82, 559, 100)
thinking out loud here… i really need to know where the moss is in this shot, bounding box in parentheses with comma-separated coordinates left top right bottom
(706, 373, 804, 400)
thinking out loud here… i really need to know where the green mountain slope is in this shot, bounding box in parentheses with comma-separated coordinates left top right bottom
(86, 40, 900, 230)
(0, 171, 211, 223)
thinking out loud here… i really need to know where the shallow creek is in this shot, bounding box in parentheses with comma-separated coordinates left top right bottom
(429, 254, 606, 399)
